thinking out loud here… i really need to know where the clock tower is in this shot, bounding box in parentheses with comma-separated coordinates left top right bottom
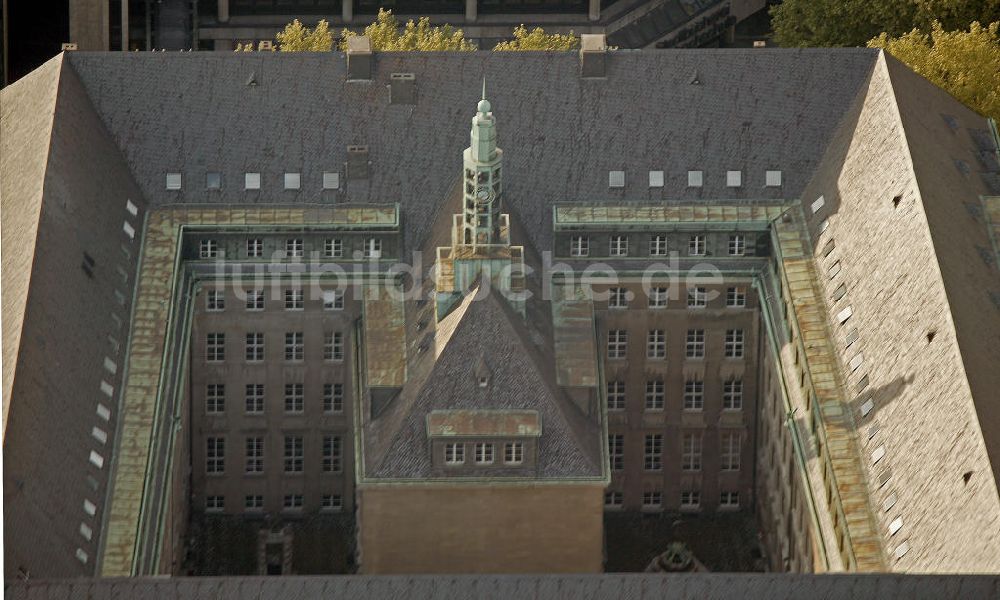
(435, 82, 525, 321)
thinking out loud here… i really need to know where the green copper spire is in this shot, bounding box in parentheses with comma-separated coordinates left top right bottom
(461, 79, 504, 247)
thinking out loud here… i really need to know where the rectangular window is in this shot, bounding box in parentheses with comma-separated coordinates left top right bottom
(609, 170, 625, 188)
(726, 287, 747, 308)
(649, 170, 664, 188)
(645, 380, 664, 410)
(245, 172, 261, 190)
(323, 172, 340, 190)
(246, 332, 264, 361)
(723, 379, 744, 410)
(504, 442, 524, 465)
(681, 491, 701, 509)
(727, 170, 742, 187)
(284, 289, 304, 310)
(284, 436, 303, 473)
(725, 329, 745, 358)
(245, 495, 264, 511)
(206, 173, 221, 190)
(325, 238, 343, 258)
(206, 290, 225, 311)
(284, 332, 304, 361)
(687, 287, 707, 308)
(284, 383, 304, 413)
(649, 235, 668, 256)
(206, 333, 225, 362)
(644, 434, 663, 471)
(363, 238, 382, 259)
(684, 380, 704, 411)
(728, 234, 746, 256)
(246, 289, 265, 311)
(283, 494, 303, 510)
(323, 435, 343, 473)
(608, 287, 628, 309)
(687, 170, 703, 187)
(609, 235, 629, 257)
(322, 289, 345, 311)
(206, 437, 225, 474)
(445, 442, 465, 465)
(682, 433, 702, 470)
(685, 329, 705, 358)
(206, 384, 225, 414)
(321, 494, 344, 511)
(766, 170, 782, 187)
(199, 239, 219, 259)
(642, 491, 663, 509)
(609, 434, 624, 471)
(648, 287, 668, 308)
(166, 173, 182, 190)
(721, 432, 741, 470)
(246, 238, 263, 258)
(206, 496, 225, 512)
(570, 236, 589, 257)
(607, 329, 627, 359)
(474, 442, 495, 465)
(324, 332, 344, 361)
(245, 384, 264, 414)
(607, 381, 625, 411)
(245, 437, 264, 473)
(285, 238, 304, 258)
(605, 491, 624, 508)
(324, 383, 344, 413)
(646, 329, 666, 359)
(720, 491, 740, 508)
(284, 172, 301, 190)
(688, 235, 706, 256)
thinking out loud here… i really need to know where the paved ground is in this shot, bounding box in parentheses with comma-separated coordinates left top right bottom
(604, 511, 766, 572)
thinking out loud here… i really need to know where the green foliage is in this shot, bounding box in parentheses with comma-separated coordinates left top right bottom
(276, 19, 334, 51)
(868, 21, 1000, 121)
(771, 0, 999, 47)
(339, 9, 476, 51)
(493, 25, 580, 51)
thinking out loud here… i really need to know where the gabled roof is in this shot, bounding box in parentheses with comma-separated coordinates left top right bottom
(364, 286, 603, 481)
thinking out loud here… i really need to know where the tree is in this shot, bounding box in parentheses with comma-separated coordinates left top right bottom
(276, 19, 334, 51)
(493, 25, 580, 51)
(770, 0, 999, 48)
(868, 21, 1000, 121)
(339, 9, 476, 51)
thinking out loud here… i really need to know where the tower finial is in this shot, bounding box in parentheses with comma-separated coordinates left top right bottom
(477, 77, 491, 115)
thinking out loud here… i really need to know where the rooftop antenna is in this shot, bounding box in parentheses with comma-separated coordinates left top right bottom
(482, 76, 486, 101)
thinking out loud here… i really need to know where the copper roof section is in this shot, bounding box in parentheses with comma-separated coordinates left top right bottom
(426, 410, 542, 438)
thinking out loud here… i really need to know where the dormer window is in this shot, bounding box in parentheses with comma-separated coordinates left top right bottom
(478, 376, 488, 388)
(474, 443, 495, 465)
(504, 442, 523, 465)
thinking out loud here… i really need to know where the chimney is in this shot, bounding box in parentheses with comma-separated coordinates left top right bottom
(579, 34, 607, 78)
(346, 145, 370, 180)
(346, 36, 373, 81)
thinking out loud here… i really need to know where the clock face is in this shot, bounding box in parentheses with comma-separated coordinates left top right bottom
(475, 186, 491, 202)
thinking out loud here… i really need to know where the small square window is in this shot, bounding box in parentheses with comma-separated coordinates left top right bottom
(687, 170, 703, 187)
(323, 172, 340, 190)
(245, 172, 261, 190)
(609, 170, 625, 188)
(766, 170, 782, 187)
(648, 170, 664, 188)
(726, 170, 742, 187)
(166, 173, 182, 190)
(284, 172, 301, 190)
(206, 172, 222, 189)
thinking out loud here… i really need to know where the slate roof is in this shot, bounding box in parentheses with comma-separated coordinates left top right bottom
(363, 285, 603, 480)
(63, 48, 879, 252)
(7, 573, 1000, 600)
